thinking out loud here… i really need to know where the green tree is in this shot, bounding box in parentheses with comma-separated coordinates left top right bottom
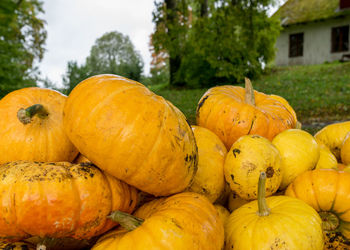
(152, 0, 190, 87)
(151, 0, 280, 88)
(63, 31, 144, 94)
(0, 0, 47, 98)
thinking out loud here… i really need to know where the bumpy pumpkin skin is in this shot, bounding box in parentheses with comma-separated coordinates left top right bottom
(92, 192, 224, 250)
(286, 169, 350, 241)
(0, 161, 138, 241)
(225, 196, 323, 250)
(188, 126, 227, 202)
(314, 121, 350, 160)
(316, 144, 338, 170)
(63, 74, 197, 196)
(341, 132, 350, 165)
(196, 84, 296, 150)
(224, 135, 282, 200)
(0, 87, 78, 164)
(272, 129, 320, 190)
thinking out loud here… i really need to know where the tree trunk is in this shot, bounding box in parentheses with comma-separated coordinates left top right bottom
(165, 0, 185, 86)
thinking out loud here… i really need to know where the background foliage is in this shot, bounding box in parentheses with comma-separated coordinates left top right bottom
(0, 0, 46, 98)
(62, 31, 144, 94)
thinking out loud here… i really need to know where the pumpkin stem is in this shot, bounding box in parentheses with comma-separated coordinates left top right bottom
(108, 211, 144, 231)
(36, 244, 46, 250)
(319, 211, 339, 231)
(257, 172, 270, 216)
(296, 121, 302, 129)
(17, 104, 49, 125)
(244, 78, 255, 106)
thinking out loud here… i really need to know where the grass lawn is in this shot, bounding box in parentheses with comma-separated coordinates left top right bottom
(151, 62, 350, 134)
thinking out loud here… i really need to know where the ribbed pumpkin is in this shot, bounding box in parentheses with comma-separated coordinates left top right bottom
(0, 88, 78, 164)
(224, 135, 282, 200)
(285, 169, 350, 245)
(316, 144, 338, 170)
(196, 78, 297, 150)
(341, 132, 350, 165)
(0, 161, 137, 241)
(225, 172, 323, 250)
(188, 125, 227, 202)
(63, 74, 197, 196)
(272, 129, 320, 190)
(91, 192, 224, 250)
(314, 121, 350, 160)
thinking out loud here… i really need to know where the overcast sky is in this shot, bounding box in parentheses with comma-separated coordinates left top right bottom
(39, 0, 155, 87)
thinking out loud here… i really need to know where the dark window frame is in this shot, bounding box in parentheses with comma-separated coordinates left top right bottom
(289, 33, 304, 58)
(331, 25, 349, 53)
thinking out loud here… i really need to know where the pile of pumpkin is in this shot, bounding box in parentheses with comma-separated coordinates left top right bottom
(0, 74, 349, 250)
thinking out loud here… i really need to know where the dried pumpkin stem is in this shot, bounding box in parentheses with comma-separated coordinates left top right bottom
(36, 244, 46, 250)
(257, 172, 270, 216)
(319, 211, 339, 231)
(109, 211, 144, 231)
(17, 104, 49, 125)
(244, 78, 255, 106)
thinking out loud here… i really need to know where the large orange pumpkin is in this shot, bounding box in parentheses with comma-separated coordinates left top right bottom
(63, 74, 198, 196)
(196, 78, 297, 149)
(286, 169, 350, 248)
(91, 192, 224, 250)
(0, 87, 78, 164)
(0, 161, 137, 241)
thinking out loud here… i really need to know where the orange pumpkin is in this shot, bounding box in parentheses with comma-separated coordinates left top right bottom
(286, 169, 350, 246)
(0, 87, 78, 164)
(63, 74, 198, 196)
(0, 161, 137, 241)
(196, 78, 297, 149)
(91, 192, 224, 250)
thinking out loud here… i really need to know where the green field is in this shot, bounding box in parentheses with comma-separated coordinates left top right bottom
(151, 62, 350, 134)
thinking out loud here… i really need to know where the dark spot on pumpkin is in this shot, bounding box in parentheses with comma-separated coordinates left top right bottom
(196, 95, 209, 113)
(202, 187, 209, 194)
(232, 148, 241, 158)
(230, 174, 234, 181)
(171, 218, 183, 230)
(247, 116, 256, 134)
(266, 167, 274, 178)
(251, 135, 261, 138)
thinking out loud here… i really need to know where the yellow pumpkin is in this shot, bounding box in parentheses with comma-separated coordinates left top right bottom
(272, 129, 320, 190)
(63, 74, 198, 196)
(286, 169, 350, 248)
(225, 172, 323, 250)
(224, 135, 282, 200)
(92, 192, 224, 250)
(214, 204, 230, 226)
(196, 78, 297, 150)
(188, 125, 227, 202)
(314, 121, 350, 160)
(0, 87, 78, 164)
(73, 154, 91, 164)
(315, 144, 338, 170)
(227, 191, 248, 212)
(341, 132, 350, 165)
(0, 161, 138, 241)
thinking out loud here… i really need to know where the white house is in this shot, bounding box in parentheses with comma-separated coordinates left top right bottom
(274, 0, 350, 66)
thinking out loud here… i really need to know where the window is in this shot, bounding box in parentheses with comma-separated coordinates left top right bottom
(331, 25, 349, 53)
(289, 33, 304, 57)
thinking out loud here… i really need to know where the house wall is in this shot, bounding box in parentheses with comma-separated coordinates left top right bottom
(275, 16, 350, 66)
